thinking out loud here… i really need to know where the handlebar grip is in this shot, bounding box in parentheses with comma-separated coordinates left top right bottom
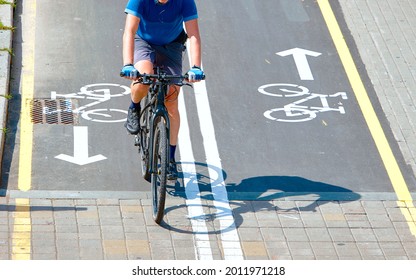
(184, 74, 206, 80)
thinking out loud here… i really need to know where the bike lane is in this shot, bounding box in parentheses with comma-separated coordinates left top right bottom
(7, 0, 147, 193)
(2, 0, 416, 261)
(191, 0, 416, 202)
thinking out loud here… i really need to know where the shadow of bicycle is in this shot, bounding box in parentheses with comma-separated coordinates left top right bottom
(163, 162, 361, 234)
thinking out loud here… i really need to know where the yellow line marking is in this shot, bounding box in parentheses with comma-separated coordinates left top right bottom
(12, 199, 31, 260)
(12, 0, 37, 260)
(18, 0, 36, 192)
(317, 0, 416, 236)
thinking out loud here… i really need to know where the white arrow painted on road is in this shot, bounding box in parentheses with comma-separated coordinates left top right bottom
(276, 48, 322, 80)
(55, 126, 106, 165)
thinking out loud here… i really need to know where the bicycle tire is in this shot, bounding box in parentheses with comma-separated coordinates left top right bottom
(139, 96, 151, 182)
(151, 116, 168, 224)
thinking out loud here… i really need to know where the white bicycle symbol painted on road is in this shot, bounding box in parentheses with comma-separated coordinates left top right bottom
(51, 83, 130, 123)
(258, 83, 348, 122)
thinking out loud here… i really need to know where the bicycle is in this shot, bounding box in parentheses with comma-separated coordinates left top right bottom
(258, 83, 348, 122)
(121, 67, 203, 224)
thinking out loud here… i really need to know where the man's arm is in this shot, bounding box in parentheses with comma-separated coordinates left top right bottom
(184, 19, 202, 68)
(123, 14, 140, 66)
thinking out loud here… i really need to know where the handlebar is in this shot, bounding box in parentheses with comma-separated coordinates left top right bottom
(120, 69, 205, 85)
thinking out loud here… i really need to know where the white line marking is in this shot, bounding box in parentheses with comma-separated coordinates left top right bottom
(178, 91, 213, 260)
(192, 79, 244, 260)
(186, 42, 244, 259)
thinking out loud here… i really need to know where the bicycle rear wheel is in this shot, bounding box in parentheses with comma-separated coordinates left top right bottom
(151, 116, 168, 224)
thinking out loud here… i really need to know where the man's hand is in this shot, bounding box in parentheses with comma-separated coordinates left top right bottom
(187, 66, 204, 82)
(120, 64, 139, 79)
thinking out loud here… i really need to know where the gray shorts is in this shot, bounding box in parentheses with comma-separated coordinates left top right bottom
(134, 35, 186, 76)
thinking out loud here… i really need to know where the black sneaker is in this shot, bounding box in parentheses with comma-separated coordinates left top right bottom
(167, 161, 178, 180)
(125, 107, 140, 134)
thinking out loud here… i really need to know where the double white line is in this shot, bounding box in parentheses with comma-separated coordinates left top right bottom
(177, 46, 243, 260)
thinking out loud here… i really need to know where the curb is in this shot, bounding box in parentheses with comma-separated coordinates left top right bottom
(0, 3, 13, 177)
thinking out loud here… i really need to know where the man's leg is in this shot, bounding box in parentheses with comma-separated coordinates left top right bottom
(125, 60, 153, 134)
(165, 85, 180, 180)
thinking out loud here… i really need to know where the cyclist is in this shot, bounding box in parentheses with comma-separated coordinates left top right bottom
(120, 0, 204, 180)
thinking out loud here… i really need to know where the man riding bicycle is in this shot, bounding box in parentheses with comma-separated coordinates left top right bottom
(120, 0, 204, 180)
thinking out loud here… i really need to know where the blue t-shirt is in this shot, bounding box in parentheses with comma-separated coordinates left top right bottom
(125, 0, 198, 45)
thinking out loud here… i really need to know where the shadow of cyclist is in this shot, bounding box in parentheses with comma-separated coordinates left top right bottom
(163, 162, 360, 233)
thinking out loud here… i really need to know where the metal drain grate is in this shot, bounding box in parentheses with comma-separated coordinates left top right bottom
(31, 99, 75, 125)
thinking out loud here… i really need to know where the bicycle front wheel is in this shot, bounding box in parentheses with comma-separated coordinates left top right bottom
(151, 116, 168, 224)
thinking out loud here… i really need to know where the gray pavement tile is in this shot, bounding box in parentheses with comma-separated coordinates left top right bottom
(379, 242, 408, 259)
(287, 242, 314, 257)
(361, 201, 386, 210)
(264, 247, 290, 260)
(124, 224, 147, 235)
(98, 205, 121, 218)
(97, 199, 120, 205)
(173, 240, 197, 259)
(100, 218, 123, 226)
(282, 228, 309, 242)
(55, 224, 78, 233)
(386, 207, 409, 222)
(31, 253, 56, 260)
(75, 200, 97, 206)
(254, 208, 279, 220)
(394, 226, 415, 242)
(125, 232, 148, 241)
(356, 242, 384, 257)
(101, 225, 125, 240)
(351, 228, 378, 242)
(373, 228, 401, 242)
(237, 227, 263, 241)
(323, 213, 349, 228)
(310, 242, 337, 257)
(52, 199, 75, 207)
(149, 239, 175, 259)
(316, 201, 342, 213)
(340, 201, 366, 214)
(237, 212, 259, 227)
(260, 227, 286, 241)
(328, 228, 354, 242)
(300, 213, 326, 227)
(257, 218, 281, 228)
(57, 253, 81, 260)
(120, 199, 141, 206)
(305, 228, 332, 242)
(147, 226, 171, 240)
(295, 201, 320, 212)
(29, 199, 52, 207)
(56, 232, 78, 240)
(77, 218, 100, 226)
(403, 242, 416, 260)
(103, 240, 128, 260)
(278, 213, 304, 227)
(78, 224, 101, 233)
(334, 242, 361, 258)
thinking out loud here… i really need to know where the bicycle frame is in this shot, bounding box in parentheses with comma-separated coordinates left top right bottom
(146, 81, 171, 175)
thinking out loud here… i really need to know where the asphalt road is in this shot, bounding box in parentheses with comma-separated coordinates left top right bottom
(2, 0, 415, 201)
